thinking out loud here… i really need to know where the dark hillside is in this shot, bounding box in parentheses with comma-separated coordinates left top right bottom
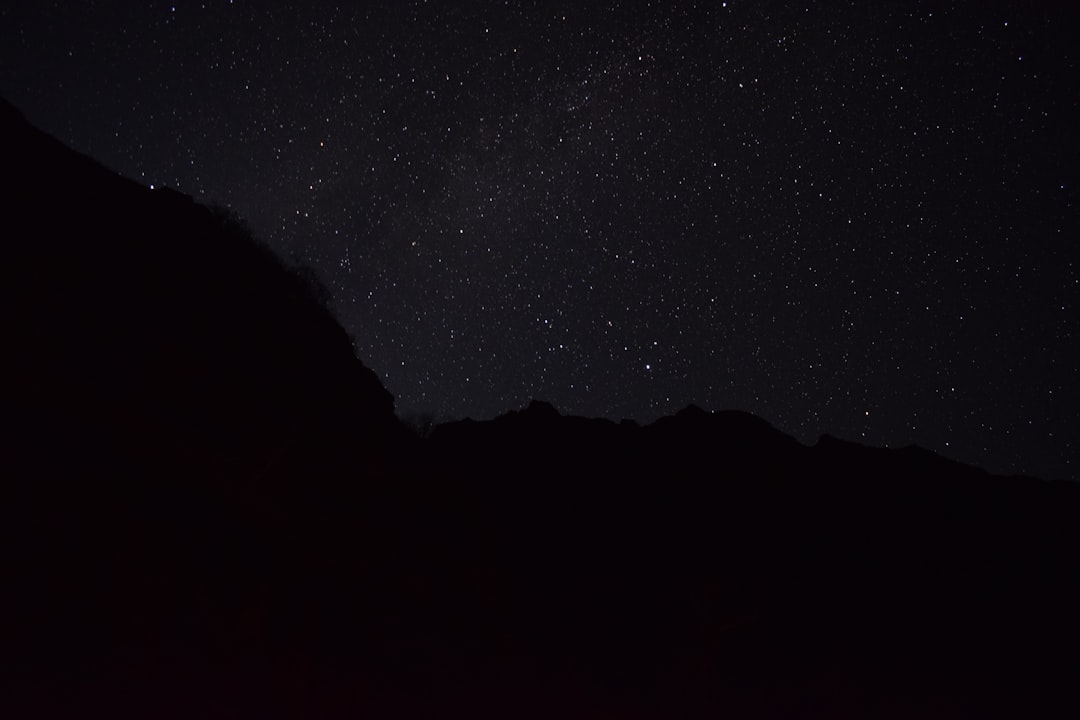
(3, 99, 1079, 718)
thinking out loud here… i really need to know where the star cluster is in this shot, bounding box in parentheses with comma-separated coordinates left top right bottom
(2, 1, 1077, 478)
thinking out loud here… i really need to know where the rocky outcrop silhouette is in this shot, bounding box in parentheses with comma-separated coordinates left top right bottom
(3, 98, 1079, 718)
(2, 97, 406, 715)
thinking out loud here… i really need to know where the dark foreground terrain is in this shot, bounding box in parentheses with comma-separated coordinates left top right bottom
(4, 98, 1079, 718)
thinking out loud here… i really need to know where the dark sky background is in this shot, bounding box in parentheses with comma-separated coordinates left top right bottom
(2, 1, 1077, 480)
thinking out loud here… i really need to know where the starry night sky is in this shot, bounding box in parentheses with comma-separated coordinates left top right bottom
(3, 1, 1077, 480)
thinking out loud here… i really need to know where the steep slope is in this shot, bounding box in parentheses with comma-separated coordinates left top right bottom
(2, 97, 408, 716)
(2, 97, 397, 484)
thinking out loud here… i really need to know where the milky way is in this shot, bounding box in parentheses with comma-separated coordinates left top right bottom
(3, 1, 1077, 479)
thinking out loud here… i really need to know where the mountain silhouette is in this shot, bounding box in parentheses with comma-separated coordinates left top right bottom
(3, 98, 1079, 718)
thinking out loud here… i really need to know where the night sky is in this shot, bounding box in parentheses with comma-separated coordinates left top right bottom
(2, 1, 1077, 480)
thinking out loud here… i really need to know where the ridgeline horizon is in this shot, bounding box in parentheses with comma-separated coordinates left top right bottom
(5, 95, 1079, 718)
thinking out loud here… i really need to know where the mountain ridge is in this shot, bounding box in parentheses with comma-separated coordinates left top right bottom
(4, 96, 1079, 718)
